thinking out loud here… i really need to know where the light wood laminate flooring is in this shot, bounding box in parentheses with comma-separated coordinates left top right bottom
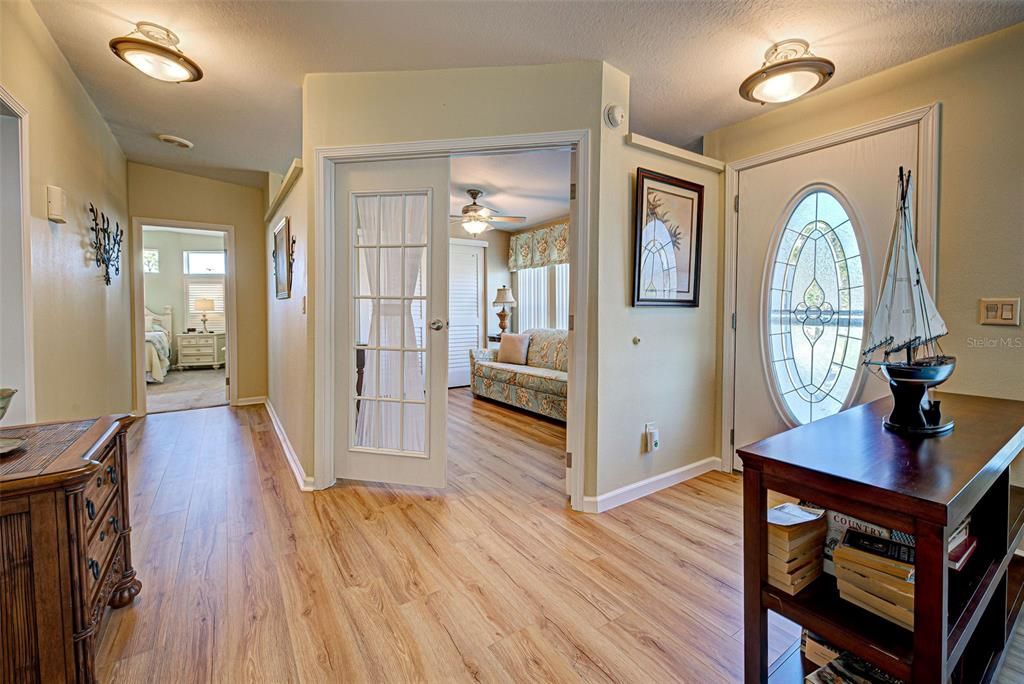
(96, 388, 799, 682)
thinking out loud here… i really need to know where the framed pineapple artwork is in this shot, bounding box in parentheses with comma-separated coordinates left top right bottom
(632, 168, 704, 307)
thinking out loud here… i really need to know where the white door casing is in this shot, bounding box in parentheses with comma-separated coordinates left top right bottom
(448, 240, 486, 388)
(0, 86, 34, 425)
(720, 107, 937, 473)
(314, 130, 590, 509)
(130, 218, 239, 415)
(733, 120, 933, 466)
(334, 157, 449, 488)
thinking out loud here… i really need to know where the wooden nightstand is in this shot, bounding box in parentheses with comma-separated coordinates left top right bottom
(176, 332, 226, 369)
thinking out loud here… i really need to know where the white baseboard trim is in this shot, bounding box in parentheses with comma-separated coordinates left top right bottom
(235, 395, 267, 406)
(264, 399, 315, 492)
(581, 457, 721, 513)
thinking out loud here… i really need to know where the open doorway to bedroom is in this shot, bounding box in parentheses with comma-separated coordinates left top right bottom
(136, 223, 233, 413)
(447, 147, 572, 504)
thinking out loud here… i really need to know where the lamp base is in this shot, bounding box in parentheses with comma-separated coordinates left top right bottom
(496, 308, 510, 334)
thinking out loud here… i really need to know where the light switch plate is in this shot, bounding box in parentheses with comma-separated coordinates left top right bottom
(978, 297, 1020, 326)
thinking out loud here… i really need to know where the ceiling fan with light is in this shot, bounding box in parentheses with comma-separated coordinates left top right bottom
(451, 189, 526, 234)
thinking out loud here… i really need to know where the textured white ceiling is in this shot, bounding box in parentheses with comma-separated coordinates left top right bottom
(451, 149, 571, 231)
(33, 1, 1024, 187)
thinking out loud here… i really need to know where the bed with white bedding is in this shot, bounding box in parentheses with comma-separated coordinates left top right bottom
(145, 306, 173, 383)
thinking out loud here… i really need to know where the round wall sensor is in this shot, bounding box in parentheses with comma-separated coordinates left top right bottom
(157, 134, 194, 149)
(604, 104, 626, 128)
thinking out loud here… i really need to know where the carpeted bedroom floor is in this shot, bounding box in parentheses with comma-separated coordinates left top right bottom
(146, 368, 227, 413)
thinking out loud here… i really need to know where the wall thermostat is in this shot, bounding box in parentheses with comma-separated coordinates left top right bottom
(604, 104, 626, 129)
(46, 185, 67, 224)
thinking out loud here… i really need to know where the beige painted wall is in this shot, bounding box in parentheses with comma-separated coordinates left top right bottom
(448, 224, 511, 337)
(295, 61, 725, 497)
(1, 0, 131, 421)
(266, 174, 313, 473)
(128, 162, 268, 401)
(596, 65, 723, 494)
(300, 62, 606, 486)
(705, 22, 1024, 403)
(142, 229, 226, 359)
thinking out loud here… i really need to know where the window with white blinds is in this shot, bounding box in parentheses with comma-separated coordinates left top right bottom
(515, 263, 570, 331)
(553, 263, 569, 329)
(184, 276, 226, 332)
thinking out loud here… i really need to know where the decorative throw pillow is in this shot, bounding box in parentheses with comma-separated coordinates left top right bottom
(497, 333, 530, 365)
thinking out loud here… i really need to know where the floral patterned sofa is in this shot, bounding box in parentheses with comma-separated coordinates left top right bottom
(468, 328, 568, 421)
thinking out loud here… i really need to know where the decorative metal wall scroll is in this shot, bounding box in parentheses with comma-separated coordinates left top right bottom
(88, 203, 123, 286)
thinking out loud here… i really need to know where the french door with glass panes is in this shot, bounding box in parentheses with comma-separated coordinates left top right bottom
(335, 157, 449, 487)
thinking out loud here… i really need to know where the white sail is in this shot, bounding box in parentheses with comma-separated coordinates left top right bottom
(863, 174, 947, 360)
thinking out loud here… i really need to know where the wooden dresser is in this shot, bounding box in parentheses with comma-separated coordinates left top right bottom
(0, 415, 141, 683)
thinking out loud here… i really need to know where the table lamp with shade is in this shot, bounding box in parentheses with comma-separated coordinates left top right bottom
(194, 297, 215, 333)
(492, 286, 516, 334)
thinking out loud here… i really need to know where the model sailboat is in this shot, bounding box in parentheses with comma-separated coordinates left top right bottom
(862, 168, 956, 436)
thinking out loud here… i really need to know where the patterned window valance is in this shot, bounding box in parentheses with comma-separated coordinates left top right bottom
(508, 221, 569, 272)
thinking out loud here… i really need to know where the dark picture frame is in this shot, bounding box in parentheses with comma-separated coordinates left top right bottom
(632, 167, 704, 307)
(273, 216, 294, 299)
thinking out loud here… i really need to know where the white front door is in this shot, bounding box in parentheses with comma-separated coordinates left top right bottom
(448, 241, 485, 388)
(335, 157, 449, 488)
(733, 125, 923, 459)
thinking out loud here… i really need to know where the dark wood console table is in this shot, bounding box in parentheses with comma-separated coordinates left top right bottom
(739, 392, 1024, 683)
(0, 415, 141, 682)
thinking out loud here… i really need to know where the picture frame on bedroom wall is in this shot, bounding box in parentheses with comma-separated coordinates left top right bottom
(273, 216, 296, 299)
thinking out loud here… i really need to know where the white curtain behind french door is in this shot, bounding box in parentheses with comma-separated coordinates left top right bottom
(335, 157, 449, 488)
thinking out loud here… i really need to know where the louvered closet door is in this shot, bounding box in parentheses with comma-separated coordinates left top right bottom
(448, 242, 485, 387)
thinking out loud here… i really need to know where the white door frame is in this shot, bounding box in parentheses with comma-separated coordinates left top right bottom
(0, 85, 36, 423)
(315, 130, 591, 509)
(720, 103, 940, 472)
(130, 217, 240, 414)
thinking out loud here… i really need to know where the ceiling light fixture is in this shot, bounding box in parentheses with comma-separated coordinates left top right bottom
(109, 22, 203, 83)
(462, 219, 490, 235)
(739, 39, 833, 105)
(157, 133, 194, 149)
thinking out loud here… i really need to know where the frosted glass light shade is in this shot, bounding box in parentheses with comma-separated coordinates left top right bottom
(739, 40, 834, 105)
(462, 219, 489, 235)
(750, 70, 823, 104)
(109, 37, 203, 83)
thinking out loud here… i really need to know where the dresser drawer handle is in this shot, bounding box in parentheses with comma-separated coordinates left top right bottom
(107, 465, 118, 485)
(109, 516, 121, 534)
(86, 499, 96, 520)
(96, 476, 104, 487)
(100, 530, 106, 542)
(88, 559, 100, 580)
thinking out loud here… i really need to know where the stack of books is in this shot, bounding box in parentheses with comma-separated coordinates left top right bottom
(834, 530, 915, 630)
(947, 516, 976, 572)
(805, 653, 905, 683)
(801, 630, 839, 668)
(767, 505, 827, 595)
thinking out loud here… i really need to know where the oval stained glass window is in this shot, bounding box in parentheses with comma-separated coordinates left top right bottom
(766, 190, 865, 425)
